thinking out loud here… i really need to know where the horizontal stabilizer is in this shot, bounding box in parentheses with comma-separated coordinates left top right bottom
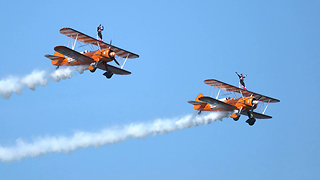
(199, 96, 237, 111)
(187, 101, 207, 106)
(44, 55, 64, 61)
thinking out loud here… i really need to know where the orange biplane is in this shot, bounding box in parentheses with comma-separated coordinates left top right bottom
(188, 79, 280, 126)
(45, 28, 139, 79)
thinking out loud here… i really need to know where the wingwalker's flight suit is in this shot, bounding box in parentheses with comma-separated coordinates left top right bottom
(97, 24, 104, 41)
(236, 72, 247, 90)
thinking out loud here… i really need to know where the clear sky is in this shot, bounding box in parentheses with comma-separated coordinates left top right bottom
(0, 0, 319, 179)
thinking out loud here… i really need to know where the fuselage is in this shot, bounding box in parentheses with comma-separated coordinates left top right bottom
(194, 95, 258, 112)
(51, 48, 114, 66)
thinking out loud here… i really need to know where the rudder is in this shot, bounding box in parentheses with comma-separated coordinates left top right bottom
(195, 93, 204, 102)
(193, 93, 206, 110)
(54, 51, 65, 58)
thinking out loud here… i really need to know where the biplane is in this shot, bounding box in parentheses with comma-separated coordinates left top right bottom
(188, 79, 280, 126)
(45, 28, 139, 79)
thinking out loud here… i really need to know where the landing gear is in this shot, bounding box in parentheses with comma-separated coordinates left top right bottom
(56, 66, 60, 70)
(233, 116, 240, 121)
(103, 64, 113, 79)
(90, 68, 97, 73)
(103, 71, 113, 79)
(198, 111, 202, 115)
(245, 110, 257, 126)
(232, 107, 242, 121)
(231, 111, 241, 121)
(91, 61, 102, 73)
(246, 118, 256, 126)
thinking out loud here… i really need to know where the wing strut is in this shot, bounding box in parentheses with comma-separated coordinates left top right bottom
(240, 90, 244, 100)
(216, 87, 221, 99)
(262, 99, 271, 114)
(96, 41, 101, 50)
(233, 91, 238, 99)
(72, 33, 79, 50)
(121, 53, 130, 69)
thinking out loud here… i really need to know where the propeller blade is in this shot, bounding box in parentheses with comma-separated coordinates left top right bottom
(109, 39, 112, 49)
(108, 50, 120, 66)
(114, 58, 120, 66)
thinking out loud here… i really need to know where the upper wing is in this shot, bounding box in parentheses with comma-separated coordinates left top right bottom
(240, 111, 272, 119)
(97, 64, 131, 75)
(204, 79, 280, 103)
(60, 28, 139, 59)
(199, 96, 237, 111)
(54, 46, 94, 63)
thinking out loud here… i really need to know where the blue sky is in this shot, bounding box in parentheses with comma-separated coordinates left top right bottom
(0, 0, 319, 179)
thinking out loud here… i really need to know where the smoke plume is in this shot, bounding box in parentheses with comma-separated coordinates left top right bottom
(0, 112, 230, 162)
(0, 66, 86, 99)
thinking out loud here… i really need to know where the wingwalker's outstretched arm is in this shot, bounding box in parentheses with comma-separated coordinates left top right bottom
(235, 72, 247, 78)
(235, 72, 240, 78)
(235, 72, 247, 89)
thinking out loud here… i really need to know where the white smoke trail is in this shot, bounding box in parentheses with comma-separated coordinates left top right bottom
(0, 66, 87, 99)
(0, 112, 230, 162)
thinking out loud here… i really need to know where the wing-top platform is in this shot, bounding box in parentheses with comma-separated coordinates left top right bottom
(60, 27, 139, 59)
(204, 79, 280, 103)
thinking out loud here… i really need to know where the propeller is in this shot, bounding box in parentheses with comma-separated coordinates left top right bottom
(245, 96, 262, 126)
(251, 99, 259, 111)
(109, 50, 120, 66)
(107, 39, 120, 66)
(248, 96, 262, 117)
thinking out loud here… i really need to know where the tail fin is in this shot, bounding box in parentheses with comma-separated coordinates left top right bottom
(195, 93, 204, 102)
(187, 93, 207, 110)
(54, 51, 65, 58)
(44, 52, 65, 66)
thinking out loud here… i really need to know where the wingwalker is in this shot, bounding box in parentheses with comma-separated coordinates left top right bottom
(45, 28, 139, 79)
(188, 79, 280, 126)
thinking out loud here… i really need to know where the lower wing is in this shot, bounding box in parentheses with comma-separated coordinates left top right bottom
(97, 64, 131, 75)
(240, 111, 272, 119)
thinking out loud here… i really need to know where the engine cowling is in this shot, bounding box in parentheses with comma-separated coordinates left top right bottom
(244, 98, 259, 109)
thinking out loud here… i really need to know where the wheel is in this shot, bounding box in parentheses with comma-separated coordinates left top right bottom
(90, 67, 97, 73)
(106, 73, 113, 79)
(233, 116, 240, 121)
(246, 118, 256, 126)
(103, 71, 113, 79)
